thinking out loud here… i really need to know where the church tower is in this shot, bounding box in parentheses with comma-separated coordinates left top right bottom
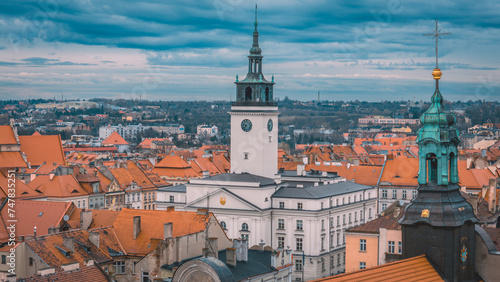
(230, 6, 278, 178)
(399, 21, 478, 281)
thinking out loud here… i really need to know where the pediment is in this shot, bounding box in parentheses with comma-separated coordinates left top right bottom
(186, 188, 261, 211)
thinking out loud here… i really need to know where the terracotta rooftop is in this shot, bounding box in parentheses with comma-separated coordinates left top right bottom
(28, 174, 89, 198)
(0, 200, 75, 238)
(21, 265, 110, 282)
(0, 125, 18, 144)
(102, 131, 129, 145)
(312, 255, 443, 282)
(66, 209, 120, 229)
(347, 213, 402, 234)
(156, 155, 191, 168)
(0, 170, 39, 199)
(379, 156, 419, 187)
(19, 135, 66, 167)
(305, 163, 382, 186)
(112, 208, 210, 256)
(0, 151, 27, 168)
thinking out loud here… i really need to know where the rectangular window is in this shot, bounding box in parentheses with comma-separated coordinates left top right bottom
(337, 232, 340, 246)
(321, 202, 324, 209)
(382, 203, 387, 211)
(412, 190, 418, 199)
(369, 208, 372, 218)
(392, 190, 397, 199)
(321, 237, 325, 250)
(349, 213, 352, 224)
(336, 199, 339, 206)
(1, 255, 5, 264)
(279, 202, 285, 209)
(278, 219, 285, 229)
(330, 255, 334, 268)
(330, 217, 333, 227)
(402, 190, 407, 199)
(360, 262, 366, 269)
(398, 241, 402, 254)
(321, 219, 325, 230)
(329, 199, 333, 207)
(382, 189, 387, 198)
(297, 203, 303, 210)
(114, 261, 126, 274)
(388, 241, 395, 254)
(343, 215, 346, 225)
(169, 195, 174, 202)
(337, 254, 341, 266)
(360, 239, 366, 251)
(354, 212, 358, 222)
(295, 259, 303, 271)
(29, 257, 33, 266)
(296, 238, 303, 251)
(322, 260, 325, 271)
(330, 232, 334, 247)
(296, 220, 303, 230)
(142, 271, 149, 282)
(278, 237, 285, 248)
(336, 216, 340, 226)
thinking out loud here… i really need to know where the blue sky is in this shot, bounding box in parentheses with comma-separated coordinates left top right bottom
(0, 0, 499, 101)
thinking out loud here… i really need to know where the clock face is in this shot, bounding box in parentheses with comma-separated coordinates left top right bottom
(267, 119, 273, 132)
(241, 119, 252, 132)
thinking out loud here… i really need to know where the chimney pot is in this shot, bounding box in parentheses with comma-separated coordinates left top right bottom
(164, 223, 173, 240)
(226, 248, 237, 267)
(63, 237, 75, 253)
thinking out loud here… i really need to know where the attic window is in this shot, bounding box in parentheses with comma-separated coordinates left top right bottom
(71, 189, 79, 193)
(394, 175, 401, 178)
(38, 212, 43, 217)
(22, 192, 28, 195)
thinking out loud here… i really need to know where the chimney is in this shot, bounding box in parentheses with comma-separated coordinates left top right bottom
(48, 226, 57, 234)
(80, 210, 92, 230)
(233, 239, 248, 262)
(353, 158, 360, 166)
(133, 216, 141, 240)
(34, 226, 37, 237)
(164, 223, 173, 240)
(202, 171, 210, 178)
(297, 164, 305, 176)
(89, 232, 100, 248)
(226, 248, 237, 267)
(63, 237, 75, 253)
(205, 238, 218, 258)
(49, 174, 55, 180)
(488, 178, 497, 213)
(271, 251, 277, 268)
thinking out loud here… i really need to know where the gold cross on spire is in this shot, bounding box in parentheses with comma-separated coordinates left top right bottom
(423, 19, 451, 68)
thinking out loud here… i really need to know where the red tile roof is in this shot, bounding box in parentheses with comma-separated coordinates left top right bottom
(312, 255, 443, 282)
(101, 131, 128, 145)
(0, 200, 75, 238)
(28, 174, 88, 198)
(19, 135, 67, 167)
(0, 125, 18, 144)
(112, 208, 211, 256)
(21, 265, 110, 282)
(0, 151, 27, 168)
(347, 213, 401, 234)
(379, 156, 418, 187)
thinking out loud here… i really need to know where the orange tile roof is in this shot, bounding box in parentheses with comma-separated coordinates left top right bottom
(102, 131, 129, 145)
(0, 125, 18, 144)
(305, 163, 382, 186)
(32, 131, 42, 136)
(379, 156, 418, 187)
(0, 170, 40, 198)
(19, 135, 67, 167)
(137, 138, 172, 149)
(212, 154, 230, 173)
(0, 151, 27, 168)
(470, 168, 495, 187)
(66, 209, 121, 229)
(193, 158, 222, 175)
(0, 200, 74, 238)
(347, 213, 401, 234)
(25, 229, 116, 271)
(108, 161, 160, 189)
(457, 161, 481, 189)
(156, 155, 191, 168)
(28, 174, 88, 198)
(21, 265, 109, 282)
(112, 208, 210, 256)
(312, 255, 443, 282)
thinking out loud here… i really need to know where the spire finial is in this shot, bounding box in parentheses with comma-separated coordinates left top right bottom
(254, 4, 258, 30)
(423, 19, 451, 89)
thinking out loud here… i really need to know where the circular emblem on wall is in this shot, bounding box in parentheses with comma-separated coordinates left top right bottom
(241, 119, 252, 132)
(267, 119, 273, 132)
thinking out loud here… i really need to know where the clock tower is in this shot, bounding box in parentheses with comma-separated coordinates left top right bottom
(230, 6, 278, 178)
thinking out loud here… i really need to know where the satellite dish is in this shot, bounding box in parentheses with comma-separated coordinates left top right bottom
(63, 215, 69, 221)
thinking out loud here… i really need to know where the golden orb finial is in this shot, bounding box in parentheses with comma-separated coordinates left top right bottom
(432, 68, 442, 80)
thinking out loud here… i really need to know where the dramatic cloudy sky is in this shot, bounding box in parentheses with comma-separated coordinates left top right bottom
(0, 0, 499, 101)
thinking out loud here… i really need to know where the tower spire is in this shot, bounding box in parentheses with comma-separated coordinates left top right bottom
(423, 19, 451, 90)
(254, 4, 258, 30)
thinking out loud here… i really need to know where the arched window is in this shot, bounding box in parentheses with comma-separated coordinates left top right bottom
(220, 221, 226, 230)
(265, 87, 270, 101)
(242, 222, 249, 231)
(426, 153, 437, 182)
(245, 87, 252, 101)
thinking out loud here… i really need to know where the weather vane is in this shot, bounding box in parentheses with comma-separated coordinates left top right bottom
(423, 19, 451, 69)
